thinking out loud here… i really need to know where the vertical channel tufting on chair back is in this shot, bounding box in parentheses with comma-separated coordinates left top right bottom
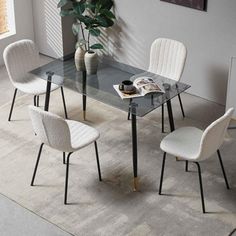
(148, 38, 187, 81)
(28, 106, 72, 152)
(3, 39, 40, 83)
(197, 108, 234, 161)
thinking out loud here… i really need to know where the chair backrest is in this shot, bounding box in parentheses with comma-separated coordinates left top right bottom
(148, 38, 187, 81)
(28, 106, 72, 152)
(197, 108, 234, 161)
(3, 39, 40, 83)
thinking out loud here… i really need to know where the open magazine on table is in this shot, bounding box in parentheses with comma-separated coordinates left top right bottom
(113, 76, 165, 99)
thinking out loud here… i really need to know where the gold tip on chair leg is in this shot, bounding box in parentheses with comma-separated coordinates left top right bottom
(83, 111, 86, 120)
(133, 177, 139, 191)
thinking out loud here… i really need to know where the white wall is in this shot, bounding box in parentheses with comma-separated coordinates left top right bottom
(226, 57, 236, 118)
(0, 0, 75, 64)
(32, 0, 63, 58)
(0, 0, 34, 65)
(32, 0, 76, 59)
(103, 0, 236, 105)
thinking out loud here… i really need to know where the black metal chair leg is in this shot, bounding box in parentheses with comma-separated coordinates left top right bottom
(127, 109, 131, 120)
(217, 150, 230, 189)
(8, 89, 17, 121)
(63, 152, 66, 164)
(178, 94, 185, 118)
(37, 96, 39, 107)
(33, 95, 37, 106)
(161, 104, 164, 133)
(185, 160, 189, 172)
(61, 87, 68, 119)
(94, 141, 102, 181)
(159, 152, 166, 195)
(64, 152, 72, 205)
(194, 162, 206, 213)
(31, 143, 44, 186)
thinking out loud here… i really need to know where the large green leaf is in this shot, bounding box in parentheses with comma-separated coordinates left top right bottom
(86, 2, 96, 13)
(99, 0, 113, 10)
(96, 15, 114, 27)
(95, 2, 102, 15)
(78, 15, 97, 27)
(100, 9, 115, 19)
(89, 28, 101, 37)
(95, 15, 107, 27)
(91, 0, 113, 10)
(72, 23, 80, 35)
(90, 43, 104, 50)
(57, 0, 70, 8)
(74, 2, 86, 15)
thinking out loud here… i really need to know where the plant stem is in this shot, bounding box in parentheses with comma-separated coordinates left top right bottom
(88, 31, 91, 51)
(80, 23, 87, 51)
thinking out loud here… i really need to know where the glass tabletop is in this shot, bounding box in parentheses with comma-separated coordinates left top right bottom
(30, 57, 190, 117)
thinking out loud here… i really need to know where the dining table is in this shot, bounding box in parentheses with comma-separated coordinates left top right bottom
(30, 56, 191, 191)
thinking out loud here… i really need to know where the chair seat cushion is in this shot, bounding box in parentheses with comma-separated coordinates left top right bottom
(160, 127, 203, 160)
(14, 75, 60, 95)
(66, 120, 100, 151)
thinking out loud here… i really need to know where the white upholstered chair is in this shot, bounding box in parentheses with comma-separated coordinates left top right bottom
(3, 39, 68, 121)
(28, 105, 102, 204)
(158, 108, 234, 213)
(149, 38, 187, 132)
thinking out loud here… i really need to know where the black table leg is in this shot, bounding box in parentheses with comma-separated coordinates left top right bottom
(161, 104, 165, 133)
(82, 71, 87, 120)
(166, 98, 186, 165)
(127, 98, 132, 120)
(166, 99, 175, 132)
(44, 71, 54, 111)
(83, 95, 86, 120)
(131, 103, 138, 191)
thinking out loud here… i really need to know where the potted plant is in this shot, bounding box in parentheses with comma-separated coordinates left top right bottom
(58, 0, 116, 74)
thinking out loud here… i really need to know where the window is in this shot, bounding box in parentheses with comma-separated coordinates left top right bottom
(0, 0, 15, 38)
(0, 0, 8, 34)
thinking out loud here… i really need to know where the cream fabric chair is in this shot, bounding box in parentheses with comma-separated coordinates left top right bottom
(28, 106, 102, 204)
(3, 39, 68, 121)
(158, 108, 234, 213)
(149, 38, 187, 132)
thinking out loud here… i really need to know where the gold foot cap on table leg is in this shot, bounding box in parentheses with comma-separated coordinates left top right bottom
(83, 111, 86, 120)
(133, 177, 139, 192)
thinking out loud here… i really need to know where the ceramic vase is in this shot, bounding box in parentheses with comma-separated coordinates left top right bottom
(84, 51, 98, 75)
(74, 47, 85, 71)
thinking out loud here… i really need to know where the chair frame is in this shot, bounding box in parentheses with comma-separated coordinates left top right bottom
(158, 150, 230, 213)
(8, 87, 68, 121)
(4, 40, 68, 121)
(31, 141, 102, 205)
(127, 38, 186, 132)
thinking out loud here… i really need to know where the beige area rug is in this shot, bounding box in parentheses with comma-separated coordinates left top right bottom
(0, 89, 236, 236)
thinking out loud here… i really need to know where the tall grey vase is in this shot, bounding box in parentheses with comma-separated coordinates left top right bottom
(74, 47, 85, 71)
(84, 51, 98, 75)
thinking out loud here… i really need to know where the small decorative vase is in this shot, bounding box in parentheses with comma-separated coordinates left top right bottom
(84, 51, 98, 75)
(74, 47, 85, 71)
